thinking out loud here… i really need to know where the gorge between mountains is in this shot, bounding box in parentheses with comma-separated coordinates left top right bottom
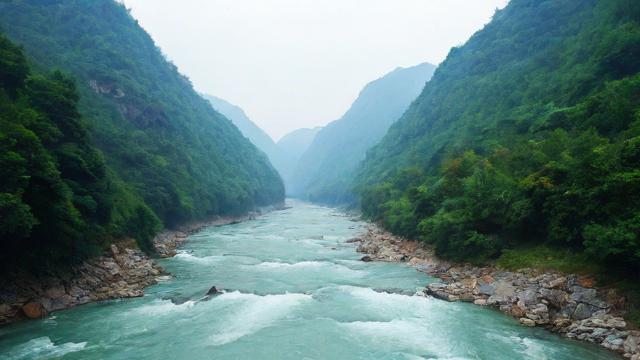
(1, 0, 639, 359)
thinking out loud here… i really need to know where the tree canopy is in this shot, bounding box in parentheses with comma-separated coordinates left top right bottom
(0, 0, 284, 271)
(355, 0, 640, 276)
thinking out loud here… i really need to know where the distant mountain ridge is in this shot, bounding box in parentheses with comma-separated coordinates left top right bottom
(203, 95, 276, 154)
(203, 94, 321, 194)
(290, 62, 436, 203)
(203, 94, 287, 175)
(277, 127, 322, 160)
(277, 127, 322, 193)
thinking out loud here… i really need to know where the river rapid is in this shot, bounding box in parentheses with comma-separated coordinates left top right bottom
(0, 201, 619, 359)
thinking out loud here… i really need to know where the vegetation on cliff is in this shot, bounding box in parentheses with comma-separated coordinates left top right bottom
(355, 0, 640, 277)
(0, 0, 284, 271)
(0, 33, 146, 269)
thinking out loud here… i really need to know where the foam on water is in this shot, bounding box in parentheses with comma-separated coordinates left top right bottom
(251, 261, 365, 278)
(254, 260, 326, 269)
(339, 319, 460, 359)
(1, 336, 86, 360)
(518, 337, 551, 360)
(335, 285, 450, 319)
(209, 291, 312, 346)
(502, 335, 552, 360)
(260, 234, 286, 241)
(297, 238, 325, 247)
(174, 251, 223, 265)
(127, 299, 196, 316)
(482, 331, 556, 360)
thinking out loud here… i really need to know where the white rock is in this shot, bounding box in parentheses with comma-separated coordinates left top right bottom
(624, 335, 638, 354)
(520, 318, 536, 327)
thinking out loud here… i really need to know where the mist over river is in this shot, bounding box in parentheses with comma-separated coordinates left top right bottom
(0, 201, 619, 359)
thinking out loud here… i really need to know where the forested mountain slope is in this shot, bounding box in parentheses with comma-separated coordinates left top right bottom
(276, 127, 322, 193)
(0, 0, 283, 270)
(204, 94, 288, 183)
(0, 34, 129, 269)
(290, 63, 435, 204)
(355, 0, 640, 274)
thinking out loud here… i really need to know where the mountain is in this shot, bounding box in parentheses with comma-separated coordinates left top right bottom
(0, 0, 283, 269)
(289, 63, 436, 203)
(203, 94, 291, 183)
(203, 92, 327, 195)
(276, 127, 322, 192)
(355, 0, 640, 273)
(202, 94, 323, 195)
(277, 127, 322, 160)
(203, 95, 276, 156)
(0, 33, 127, 269)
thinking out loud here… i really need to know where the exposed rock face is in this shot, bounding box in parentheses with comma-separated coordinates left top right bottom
(153, 230, 190, 258)
(352, 223, 640, 359)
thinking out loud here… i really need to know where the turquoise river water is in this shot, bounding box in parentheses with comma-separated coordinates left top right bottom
(0, 202, 620, 359)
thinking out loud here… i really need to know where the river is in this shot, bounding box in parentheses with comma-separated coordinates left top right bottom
(0, 201, 619, 359)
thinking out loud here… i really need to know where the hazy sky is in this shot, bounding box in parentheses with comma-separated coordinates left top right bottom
(123, 0, 508, 140)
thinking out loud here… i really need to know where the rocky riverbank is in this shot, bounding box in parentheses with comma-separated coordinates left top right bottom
(0, 243, 162, 324)
(352, 223, 639, 359)
(0, 207, 274, 325)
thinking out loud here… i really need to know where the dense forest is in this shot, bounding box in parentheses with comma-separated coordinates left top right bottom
(290, 63, 435, 204)
(355, 0, 640, 277)
(0, 0, 284, 271)
(0, 34, 135, 269)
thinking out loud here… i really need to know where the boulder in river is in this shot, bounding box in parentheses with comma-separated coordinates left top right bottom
(164, 295, 192, 305)
(22, 302, 44, 319)
(206, 286, 222, 296)
(360, 255, 372, 262)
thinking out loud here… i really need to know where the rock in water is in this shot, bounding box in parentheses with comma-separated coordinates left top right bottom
(165, 296, 191, 305)
(22, 302, 44, 319)
(360, 255, 372, 262)
(206, 286, 222, 296)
